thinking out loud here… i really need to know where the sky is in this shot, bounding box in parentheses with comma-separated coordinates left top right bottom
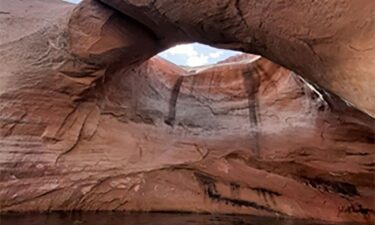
(159, 43, 241, 67)
(63, 0, 241, 67)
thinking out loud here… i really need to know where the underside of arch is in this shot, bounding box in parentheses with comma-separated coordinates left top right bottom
(0, 0, 374, 223)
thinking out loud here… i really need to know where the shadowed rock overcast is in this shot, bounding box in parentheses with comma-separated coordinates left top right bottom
(0, 0, 374, 224)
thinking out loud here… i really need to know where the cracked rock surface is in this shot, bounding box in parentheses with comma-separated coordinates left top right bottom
(0, 0, 374, 224)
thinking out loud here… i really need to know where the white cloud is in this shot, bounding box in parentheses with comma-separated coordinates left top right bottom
(162, 44, 210, 66)
(166, 44, 198, 57)
(159, 43, 241, 67)
(187, 54, 209, 67)
(209, 51, 224, 59)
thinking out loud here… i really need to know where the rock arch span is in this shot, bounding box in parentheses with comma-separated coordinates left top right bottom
(0, 0, 374, 223)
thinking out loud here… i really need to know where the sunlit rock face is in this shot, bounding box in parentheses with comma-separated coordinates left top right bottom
(0, 0, 374, 224)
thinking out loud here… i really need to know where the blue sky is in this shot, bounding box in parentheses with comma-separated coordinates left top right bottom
(159, 43, 240, 66)
(63, 0, 241, 66)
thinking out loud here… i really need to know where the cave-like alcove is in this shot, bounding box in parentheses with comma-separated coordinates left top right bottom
(0, 0, 374, 224)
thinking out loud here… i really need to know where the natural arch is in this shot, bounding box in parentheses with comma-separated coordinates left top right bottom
(0, 0, 374, 223)
(99, 0, 375, 117)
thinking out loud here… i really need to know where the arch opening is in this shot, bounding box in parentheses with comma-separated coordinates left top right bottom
(0, 0, 374, 223)
(98, 0, 375, 118)
(158, 43, 243, 67)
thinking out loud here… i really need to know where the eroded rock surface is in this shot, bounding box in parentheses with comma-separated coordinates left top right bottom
(0, 0, 374, 224)
(101, 0, 375, 117)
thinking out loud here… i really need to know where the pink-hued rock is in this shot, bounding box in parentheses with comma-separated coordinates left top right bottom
(101, 0, 375, 117)
(0, 0, 374, 224)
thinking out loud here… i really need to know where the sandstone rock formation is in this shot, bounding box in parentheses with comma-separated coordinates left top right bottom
(0, 0, 374, 224)
(101, 0, 375, 117)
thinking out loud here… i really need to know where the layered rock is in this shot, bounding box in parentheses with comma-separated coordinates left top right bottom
(0, 0, 374, 224)
(101, 0, 375, 117)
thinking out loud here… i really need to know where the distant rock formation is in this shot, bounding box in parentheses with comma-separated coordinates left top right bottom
(0, 0, 374, 224)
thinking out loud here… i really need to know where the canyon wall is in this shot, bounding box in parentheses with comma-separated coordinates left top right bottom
(0, 0, 374, 224)
(101, 0, 375, 117)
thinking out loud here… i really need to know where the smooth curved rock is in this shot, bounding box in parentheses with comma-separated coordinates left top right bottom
(0, 0, 374, 224)
(100, 0, 375, 117)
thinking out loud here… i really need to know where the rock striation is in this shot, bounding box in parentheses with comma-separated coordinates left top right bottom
(101, 0, 375, 117)
(0, 0, 374, 224)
